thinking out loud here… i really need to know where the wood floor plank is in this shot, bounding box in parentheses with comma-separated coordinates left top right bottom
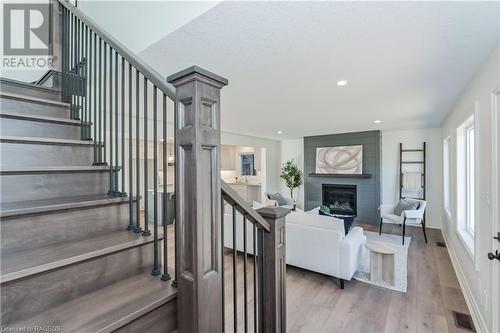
(220, 223, 470, 333)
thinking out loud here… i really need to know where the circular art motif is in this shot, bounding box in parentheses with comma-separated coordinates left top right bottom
(315, 146, 363, 174)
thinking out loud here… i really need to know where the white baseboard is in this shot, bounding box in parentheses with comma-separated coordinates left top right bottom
(442, 231, 488, 333)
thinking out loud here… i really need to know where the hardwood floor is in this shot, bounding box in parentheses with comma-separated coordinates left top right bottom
(285, 223, 471, 333)
(161, 221, 470, 332)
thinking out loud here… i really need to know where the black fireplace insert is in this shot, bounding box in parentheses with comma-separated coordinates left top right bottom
(322, 184, 357, 216)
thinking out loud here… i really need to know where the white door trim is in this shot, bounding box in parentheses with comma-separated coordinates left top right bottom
(491, 86, 500, 333)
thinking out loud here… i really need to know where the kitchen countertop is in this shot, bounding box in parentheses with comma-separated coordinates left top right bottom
(225, 182, 261, 187)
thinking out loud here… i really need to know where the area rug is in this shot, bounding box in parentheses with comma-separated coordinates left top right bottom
(352, 231, 411, 292)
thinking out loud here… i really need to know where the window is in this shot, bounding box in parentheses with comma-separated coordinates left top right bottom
(443, 136, 451, 218)
(465, 125, 475, 234)
(456, 113, 476, 255)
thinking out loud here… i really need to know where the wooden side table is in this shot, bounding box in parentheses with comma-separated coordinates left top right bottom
(366, 239, 397, 286)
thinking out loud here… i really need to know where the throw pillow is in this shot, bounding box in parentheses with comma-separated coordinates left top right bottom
(393, 199, 420, 216)
(268, 192, 288, 206)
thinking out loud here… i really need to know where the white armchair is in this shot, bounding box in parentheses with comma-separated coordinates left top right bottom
(379, 199, 427, 245)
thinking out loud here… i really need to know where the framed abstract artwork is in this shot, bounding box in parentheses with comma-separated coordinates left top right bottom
(315, 145, 363, 174)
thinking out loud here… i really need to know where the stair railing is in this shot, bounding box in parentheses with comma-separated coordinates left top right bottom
(221, 183, 289, 333)
(168, 67, 289, 333)
(58, 0, 175, 282)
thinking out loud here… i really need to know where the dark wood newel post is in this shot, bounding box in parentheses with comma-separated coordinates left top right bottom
(256, 206, 290, 333)
(167, 66, 228, 333)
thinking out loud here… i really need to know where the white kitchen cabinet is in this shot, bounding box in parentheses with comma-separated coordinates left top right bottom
(221, 145, 236, 170)
(227, 183, 261, 205)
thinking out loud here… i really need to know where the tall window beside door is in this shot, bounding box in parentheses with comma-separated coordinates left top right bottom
(443, 136, 451, 219)
(456, 114, 475, 254)
(465, 124, 475, 234)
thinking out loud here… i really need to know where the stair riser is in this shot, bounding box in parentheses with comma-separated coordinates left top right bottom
(0, 172, 110, 204)
(1, 203, 131, 253)
(0, 97, 70, 118)
(1, 243, 155, 325)
(1, 142, 94, 167)
(0, 117, 82, 140)
(1, 82, 61, 101)
(114, 300, 177, 333)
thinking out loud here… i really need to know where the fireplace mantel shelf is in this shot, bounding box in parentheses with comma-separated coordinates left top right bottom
(309, 173, 371, 179)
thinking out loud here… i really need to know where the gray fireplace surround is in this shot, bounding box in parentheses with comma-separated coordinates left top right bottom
(304, 130, 381, 225)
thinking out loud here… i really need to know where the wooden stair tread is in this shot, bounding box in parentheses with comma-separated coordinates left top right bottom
(0, 194, 129, 218)
(1, 77, 61, 93)
(0, 91, 70, 107)
(11, 272, 176, 333)
(0, 135, 94, 146)
(1, 230, 162, 283)
(0, 165, 109, 175)
(0, 111, 82, 126)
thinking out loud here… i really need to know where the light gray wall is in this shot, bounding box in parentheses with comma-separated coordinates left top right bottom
(304, 130, 381, 225)
(280, 139, 304, 208)
(381, 128, 443, 229)
(440, 45, 499, 332)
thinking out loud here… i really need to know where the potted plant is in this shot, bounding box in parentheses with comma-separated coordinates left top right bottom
(280, 159, 303, 210)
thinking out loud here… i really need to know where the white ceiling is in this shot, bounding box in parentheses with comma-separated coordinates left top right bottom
(139, 1, 500, 139)
(78, 0, 220, 54)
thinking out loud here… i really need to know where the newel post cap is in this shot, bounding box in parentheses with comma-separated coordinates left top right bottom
(167, 65, 228, 88)
(256, 206, 291, 220)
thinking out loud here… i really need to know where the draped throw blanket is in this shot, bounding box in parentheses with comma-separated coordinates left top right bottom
(402, 172, 422, 192)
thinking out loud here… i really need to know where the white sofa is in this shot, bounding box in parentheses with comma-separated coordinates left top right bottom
(223, 205, 366, 289)
(286, 210, 366, 288)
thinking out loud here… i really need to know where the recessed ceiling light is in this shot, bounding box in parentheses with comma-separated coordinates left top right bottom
(373, 120, 382, 124)
(337, 80, 348, 86)
(277, 130, 283, 135)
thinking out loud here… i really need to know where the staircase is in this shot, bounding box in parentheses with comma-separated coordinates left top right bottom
(0, 78, 177, 332)
(1, 1, 289, 331)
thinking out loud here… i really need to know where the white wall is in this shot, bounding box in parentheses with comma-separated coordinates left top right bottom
(440, 46, 499, 332)
(381, 128, 443, 229)
(221, 132, 281, 194)
(280, 139, 304, 208)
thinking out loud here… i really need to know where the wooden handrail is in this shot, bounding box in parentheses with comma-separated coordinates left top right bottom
(221, 181, 271, 232)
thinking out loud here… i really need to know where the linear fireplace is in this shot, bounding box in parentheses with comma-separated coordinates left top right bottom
(322, 184, 357, 216)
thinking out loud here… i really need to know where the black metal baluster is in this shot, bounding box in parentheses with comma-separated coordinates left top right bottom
(121, 57, 126, 196)
(91, 32, 96, 161)
(103, 42, 107, 165)
(134, 70, 142, 233)
(243, 214, 248, 333)
(98, 38, 103, 164)
(61, 9, 66, 101)
(78, 19, 82, 136)
(259, 228, 264, 333)
(94, 35, 102, 165)
(83, 22, 88, 140)
(152, 87, 160, 275)
(143, 78, 151, 236)
(74, 14, 78, 120)
(253, 223, 257, 332)
(109, 49, 114, 194)
(128, 63, 134, 231)
(221, 196, 226, 331)
(232, 206, 237, 333)
(161, 93, 171, 282)
(114, 51, 119, 194)
(85, 25, 90, 141)
(69, 13, 74, 116)
(78, 19, 82, 132)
